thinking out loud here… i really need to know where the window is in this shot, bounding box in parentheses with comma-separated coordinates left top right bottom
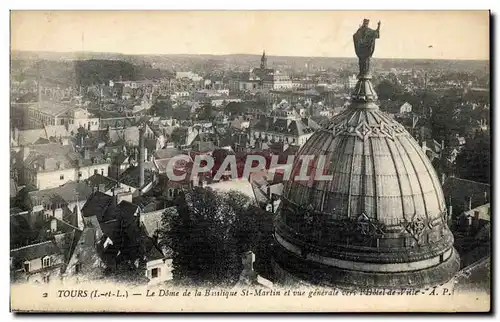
(78, 171, 82, 178)
(60, 175, 64, 180)
(42, 256, 51, 268)
(101, 169, 104, 175)
(43, 275, 50, 283)
(23, 262, 30, 272)
(151, 268, 159, 279)
(75, 263, 81, 274)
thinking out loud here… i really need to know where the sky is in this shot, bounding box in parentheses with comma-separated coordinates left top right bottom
(11, 10, 489, 60)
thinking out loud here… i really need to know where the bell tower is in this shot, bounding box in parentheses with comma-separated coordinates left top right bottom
(260, 50, 267, 70)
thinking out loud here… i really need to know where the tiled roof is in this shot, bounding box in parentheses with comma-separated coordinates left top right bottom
(82, 190, 140, 224)
(301, 117, 321, 130)
(11, 241, 62, 270)
(253, 117, 314, 136)
(23, 144, 108, 172)
(28, 181, 94, 206)
(108, 124, 158, 147)
(154, 159, 171, 174)
(86, 174, 118, 192)
(10, 179, 18, 199)
(81, 191, 113, 219)
(153, 147, 182, 160)
(454, 256, 490, 294)
(141, 207, 177, 238)
(192, 140, 216, 153)
(146, 243, 164, 261)
(28, 101, 75, 117)
(442, 177, 490, 212)
(119, 166, 156, 189)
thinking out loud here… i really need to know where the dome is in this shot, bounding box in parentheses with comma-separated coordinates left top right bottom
(273, 79, 460, 289)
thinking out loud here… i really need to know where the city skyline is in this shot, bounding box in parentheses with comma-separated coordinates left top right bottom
(11, 11, 489, 60)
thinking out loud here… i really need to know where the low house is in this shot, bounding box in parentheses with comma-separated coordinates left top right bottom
(10, 219, 83, 284)
(81, 191, 172, 285)
(11, 240, 66, 284)
(16, 143, 110, 190)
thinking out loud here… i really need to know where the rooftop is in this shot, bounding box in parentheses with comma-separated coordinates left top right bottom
(442, 177, 490, 211)
(28, 101, 76, 117)
(11, 240, 62, 269)
(28, 181, 94, 206)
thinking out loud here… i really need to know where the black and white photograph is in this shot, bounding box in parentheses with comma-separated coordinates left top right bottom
(8, 10, 491, 312)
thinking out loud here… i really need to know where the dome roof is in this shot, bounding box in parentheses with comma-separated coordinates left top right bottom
(284, 104, 445, 223)
(274, 79, 459, 289)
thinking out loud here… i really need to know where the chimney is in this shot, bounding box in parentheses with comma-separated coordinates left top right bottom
(139, 125, 146, 191)
(21, 146, 30, 161)
(473, 210, 480, 229)
(484, 191, 488, 204)
(54, 208, 63, 221)
(441, 173, 446, 185)
(50, 218, 57, 233)
(467, 196, 472, 211)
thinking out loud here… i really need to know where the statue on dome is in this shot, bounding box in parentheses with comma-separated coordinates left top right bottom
(353, 19, 381, 78)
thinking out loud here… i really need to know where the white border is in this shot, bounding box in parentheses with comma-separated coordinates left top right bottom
(2, 1, 498, 320)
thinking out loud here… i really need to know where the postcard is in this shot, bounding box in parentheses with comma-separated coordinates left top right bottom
(10, 10, 490, 312)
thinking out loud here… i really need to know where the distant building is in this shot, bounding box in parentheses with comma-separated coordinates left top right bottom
(399, 102, 412, 114)
(11, 125, 71, 147)
(345, 74, 357, 90)
(10, 221, 86, 284)
(81, 191, 173, 285)
(250, 107, 317, 147)
(231, 51, 292, 91)
(15, 143, 110, 190)
(26, 102, 99, 131)
(27, 180, 95, 229)
(175, 71, 203, 82)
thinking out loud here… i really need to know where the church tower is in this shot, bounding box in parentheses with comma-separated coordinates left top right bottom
(260, 50, 267, 70)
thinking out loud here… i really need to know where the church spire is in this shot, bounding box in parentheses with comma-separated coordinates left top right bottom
(260, 50, 267, 70)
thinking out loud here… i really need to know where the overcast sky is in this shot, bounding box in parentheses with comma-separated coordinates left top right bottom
(11, 10, 489, 60)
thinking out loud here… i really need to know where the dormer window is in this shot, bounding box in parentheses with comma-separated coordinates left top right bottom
(42, 256, 51, 268)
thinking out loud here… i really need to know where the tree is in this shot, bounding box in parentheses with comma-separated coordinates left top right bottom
(375, 79, 404, 101)
(150, 100, 173, 118)
(224, 102, 246, 117)
(455, 131, 491, 184)
(170, 127, 188, 147)
(159, 188, 274, 286)
(196, 104, 215, 121)
(171, 105, 191, 121)
(159, 188, 239, 286)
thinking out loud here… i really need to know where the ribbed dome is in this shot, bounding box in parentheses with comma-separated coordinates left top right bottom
(284, 104, 446, 223)
(274, 79, 460, 289)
